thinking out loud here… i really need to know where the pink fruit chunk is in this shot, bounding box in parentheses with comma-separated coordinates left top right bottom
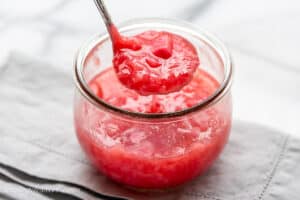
(113, 31, 200, 95)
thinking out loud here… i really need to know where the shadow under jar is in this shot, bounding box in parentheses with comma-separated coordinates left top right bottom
(74, 19, 233, 190)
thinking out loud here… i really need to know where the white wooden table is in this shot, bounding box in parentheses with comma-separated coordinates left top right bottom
(1, 0, 299, 137)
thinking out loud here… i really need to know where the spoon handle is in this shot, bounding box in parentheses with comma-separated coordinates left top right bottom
(93, 0, 114, 36)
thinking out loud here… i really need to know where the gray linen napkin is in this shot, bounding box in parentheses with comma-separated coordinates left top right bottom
(0, 53, 299, 200)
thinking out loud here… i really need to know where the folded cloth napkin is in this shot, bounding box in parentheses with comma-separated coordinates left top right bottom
(0, 53, 299, 200)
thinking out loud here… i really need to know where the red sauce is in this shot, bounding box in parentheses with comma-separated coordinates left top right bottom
(75, 67, 231, 189)
(111, 27, 199, 95)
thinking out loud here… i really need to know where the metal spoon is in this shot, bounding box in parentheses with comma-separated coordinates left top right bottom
(93, 0, 117, 43)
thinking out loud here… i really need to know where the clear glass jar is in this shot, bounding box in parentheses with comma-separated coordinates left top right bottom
(74, 18, 233, 190)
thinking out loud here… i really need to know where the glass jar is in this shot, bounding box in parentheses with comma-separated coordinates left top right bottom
(74, 18, 233, 190)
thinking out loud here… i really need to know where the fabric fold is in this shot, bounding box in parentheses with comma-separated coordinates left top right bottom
(0, 174, 52, 200)
(0, 162, 124, 200)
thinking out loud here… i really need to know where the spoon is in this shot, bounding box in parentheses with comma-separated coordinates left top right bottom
(93, 0, 119, 47)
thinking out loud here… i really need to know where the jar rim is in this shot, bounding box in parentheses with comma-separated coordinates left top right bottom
(74, 18, 233, 119)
